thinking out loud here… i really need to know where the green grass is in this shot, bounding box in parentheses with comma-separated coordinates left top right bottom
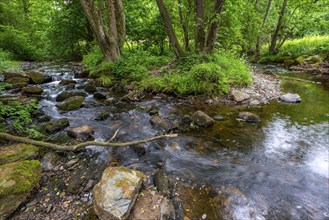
(82, 47, 252, 96)
(259, 35, 329, 63)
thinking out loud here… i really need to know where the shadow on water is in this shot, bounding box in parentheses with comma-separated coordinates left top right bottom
(35, 63, 328, 219)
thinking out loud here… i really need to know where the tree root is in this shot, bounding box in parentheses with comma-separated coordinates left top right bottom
(0, 132, 178, 152)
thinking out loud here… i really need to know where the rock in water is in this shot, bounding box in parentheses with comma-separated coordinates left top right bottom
(44, 118, 70, 134)
(231, 90, 250, 102)
(67, 125, 93, 141)
(28, 70, 51, 84)
(279, 93, 301, 103)
(238, 112, 260, 123)
(93, 166, 145, 220)
(56, 91, 87, 102)
(40, 152, 59, 172)
(190, 110, 214, 127)
(22, 86, 43, 94)
(0, 160, 42, 219)
(57, 96, 85, 111)
(0, 144, 39, 165)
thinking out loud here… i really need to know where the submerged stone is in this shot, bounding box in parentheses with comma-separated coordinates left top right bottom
(40, 152, 59, 172)
(150, 115, 171, 133)
(0, 160, 42, 219)
(93, 166, 145, 220)
(0, 144, 39, 165)
(190, 110, 214, 127)
(67, 125, 93, 141)
(238, 112, 260, 123)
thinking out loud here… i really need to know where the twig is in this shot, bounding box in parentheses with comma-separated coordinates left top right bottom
(108, 129, 120, 142)
(270, 72, 320, 84)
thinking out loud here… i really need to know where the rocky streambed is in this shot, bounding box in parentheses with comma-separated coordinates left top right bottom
(0, 63, 328, 220)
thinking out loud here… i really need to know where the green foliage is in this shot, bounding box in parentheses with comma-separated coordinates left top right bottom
(259, 35, 329, 63)
(82, 44, 104, 77)
(0, 99, 42, 138)
(140, 50, 252, 96)
(0, 50, 19, 71)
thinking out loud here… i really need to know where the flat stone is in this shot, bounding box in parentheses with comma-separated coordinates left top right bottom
(231, 90, 250, 102)
(190, 110, 214, 127)
(3, 70, 28, 80)
(5, 82, 27, 90)
(59, 79, 76, 85)
(94, 92, 108, 99)
(93, 166, 145, 220)
(67, 125, 93, 140)
(279, 93, 301, 103)
(0, 144, 39, 165)
(22, 86, 43, 94)
(5, 77, 30, 84)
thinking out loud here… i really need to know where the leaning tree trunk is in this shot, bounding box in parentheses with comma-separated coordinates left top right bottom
(80, 0, 126, 62)
(155, 0, 186, 58)
(178, 0, 190, 51)
(269, 0, 288, 54)
(256, 0, 272, 55)
(205, 0, 225, 53)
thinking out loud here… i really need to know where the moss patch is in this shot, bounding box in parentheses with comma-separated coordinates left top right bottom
(0, 160, 42, 196)
(0, 144, 39, 165)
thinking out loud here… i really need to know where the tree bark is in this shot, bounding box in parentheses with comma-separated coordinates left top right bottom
(195, 0, 205, 51)
(269, 0, 288, 54)
(256, 0, 272, 55)
(155, 0, 186, 58)
(0, 132, 177, 152)
(205, 0, 225, 52)
(79, 0, 125, 62)
(178, 0, 190, 50)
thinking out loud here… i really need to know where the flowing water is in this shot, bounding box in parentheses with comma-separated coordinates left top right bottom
(32, 64, 328, 219)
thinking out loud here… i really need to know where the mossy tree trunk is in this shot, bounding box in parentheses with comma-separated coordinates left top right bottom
(79, 0, 126, 62)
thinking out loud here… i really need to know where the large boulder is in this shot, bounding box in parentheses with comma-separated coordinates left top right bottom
(3, 70, 28, 80)
(44, 118, 70, 134)
(238, 112, 260, 123)
(190, 110, 214, 127)
(0, 160, 42, 219)
(56, 91, 87, 102)
(22, 86, 43, 94)
(0, 144, 39, 165)
(231, 90, 250, 102)
(28, 70, 51, 84)
(279, 93, 301, 103)
(57, 96, 85, 111)
(93, 166, 145, 220)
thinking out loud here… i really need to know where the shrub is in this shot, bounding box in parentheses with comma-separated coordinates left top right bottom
(0, 50, 19, 71)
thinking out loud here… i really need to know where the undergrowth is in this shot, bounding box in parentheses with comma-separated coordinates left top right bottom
(259, 35, 329, 63)
(0, 99, 42, 139)
(83, 46, 252, 96)
(0, 50, 19, 71)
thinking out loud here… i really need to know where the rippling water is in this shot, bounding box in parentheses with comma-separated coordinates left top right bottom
(34, 64, 328, 219)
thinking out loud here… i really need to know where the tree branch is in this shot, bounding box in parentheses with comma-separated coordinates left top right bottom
(0, 132, 178, 152)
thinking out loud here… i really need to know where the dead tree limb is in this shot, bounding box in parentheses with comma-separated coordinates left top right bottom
(0, 132, 178, 152)
(270, 72, 320, 84)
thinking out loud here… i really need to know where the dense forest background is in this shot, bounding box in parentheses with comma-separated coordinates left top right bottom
(0, 0, 328, 61)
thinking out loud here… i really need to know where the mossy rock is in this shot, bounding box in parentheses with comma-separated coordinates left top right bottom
(0, 144, 39, 165)
(22, 86, 43, 94)
(5, 82, 27, 90)
(5, 77, 30, 84)
(57, 96, 85, 111)
(44, 118, 70, 134)
(56, 91, 87, 102)
(3, 70, 28, 80)
(283, 58, 295, 66)
(0, 160, 42, 218)
(28, 70, 50, 84)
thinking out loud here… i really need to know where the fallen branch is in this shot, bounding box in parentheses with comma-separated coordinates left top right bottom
(0, 132, 178, 152)
(270, 72, 321, 84)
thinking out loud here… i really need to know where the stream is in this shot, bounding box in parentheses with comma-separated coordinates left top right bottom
(16, 63, 329, 219)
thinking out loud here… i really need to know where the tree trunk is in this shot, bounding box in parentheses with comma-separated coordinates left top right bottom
(205, 0, 225, 53)
(256, 0, 272, 55)
(79, 0, 125, 62)
(195, 0, 205, 51)
(155, 0, 186, 58)
(178, 0, 190, 50)
(269, 0, 288, 54)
